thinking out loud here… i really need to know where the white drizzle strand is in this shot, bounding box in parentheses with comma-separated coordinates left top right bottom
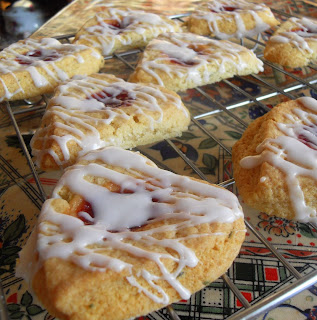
(132, 32, 263, 88)
(74, 8, 180, 55)
(0, 38, 102, 101)
(190, 0, 276, 39)
(18, 147, 244, 304)
(269, 17, 317, 53)
(240, 97, 317, 222)
(31, 75, 189, 168)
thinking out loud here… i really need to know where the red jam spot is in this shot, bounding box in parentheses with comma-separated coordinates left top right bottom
(105, 19, 126, 34)
(170, 58, 197, 67)
(77, 200, 94, 225)
(188, 44, 206, 55)
(107, 20, 122, 29)
(290, 27, 315, 36)
(15, 49, 60, 65)
(115, 186, 158, 203)
(210, 6, 238, 13)
(297, 126, 317, 150)
(90, 89, 133, 108)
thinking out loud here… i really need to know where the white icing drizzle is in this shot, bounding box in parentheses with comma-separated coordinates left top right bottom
(75, 8, 180, 55)
(270, 17, 317, 53)
(0, 37, 102, 101)
(240, 97, 317, 222)
(190, 0, 275, 39)
(31, 75, 189, 167)
(18, 147, 244, 304)
(134, 32, 263, 87)
(260, 176, 267, 183)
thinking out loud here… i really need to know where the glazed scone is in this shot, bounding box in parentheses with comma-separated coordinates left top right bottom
(73, 8, 181, 56)
(31, 73, 190, 170)
(232, 97, 317, 222)
(129, 32, 264, 92)
(264, 17, 317, 68)
(0, 37, 104, 102)
(187, 0, 279, 39)
(17, 146, 245, 320)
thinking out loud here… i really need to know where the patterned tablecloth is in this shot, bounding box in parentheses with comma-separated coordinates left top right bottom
(1, 0, 317, 319)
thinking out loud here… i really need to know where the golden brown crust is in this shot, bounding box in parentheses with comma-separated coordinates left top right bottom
(232, 99, 317, 220)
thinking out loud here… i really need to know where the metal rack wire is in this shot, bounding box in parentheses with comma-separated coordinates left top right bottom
(1, 5, 317, 320)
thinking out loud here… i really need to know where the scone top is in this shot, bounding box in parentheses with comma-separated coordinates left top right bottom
(235, 97, 317, 222)
(269, 17, 317, 49)
(187, 0, 279, 39)
(18, 147, 244, 306)
(31, 73, 190, 170)
(0, 37, 103, 101)
(129, 32, 263, 91)
(73, 8, 181, 56)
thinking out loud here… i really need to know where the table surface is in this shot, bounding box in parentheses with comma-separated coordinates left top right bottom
(1, 1, 317, 320)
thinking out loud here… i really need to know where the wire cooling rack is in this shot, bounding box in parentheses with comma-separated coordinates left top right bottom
(1, 4, 317, 320)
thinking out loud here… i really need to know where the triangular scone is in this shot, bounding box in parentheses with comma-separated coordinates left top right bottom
(31, 73, 190, 170)
(264, 17, 317, 67)
(232, 97, 317, 222)
(187, 0, 279, 39)
(0, 37, 104, 102)
(73, 8, 181, 56)
(17, 146, 245, 320)
(129, 32, 263, 92)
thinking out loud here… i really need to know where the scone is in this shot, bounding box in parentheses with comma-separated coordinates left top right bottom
(17, 146, 245, 320)
(31, 73, 190, 170)
(264, 17, 317, 68)
(129, 32, 264, 92)
(232, 97, 317, 222)
(0, 37, 104, 102)
(73, 8, 181, 56)
(187, 0, 279, 39)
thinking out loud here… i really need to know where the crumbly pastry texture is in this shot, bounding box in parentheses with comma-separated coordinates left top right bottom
(31, 73, 190, 170)
(129, 32, 264, 92)
(17, 147, 245, 320)
(187, 0, 279, 40)
(0, 37, 104, 102)
(73, 8, 182, 56)
(264, 17, 317, 67)
(232, 97, 317, 222)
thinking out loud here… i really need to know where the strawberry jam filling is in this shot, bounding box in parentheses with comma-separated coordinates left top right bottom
(168, 45, 205, 67)
(290, 27, 316, 36)
(170, 58, 197, 67)
(297, 126, 317, 150)
(104, 19, 127, 34)
(107, 19, 122, 29)
(15, 49, 61, 65)
(90, 89, 134, 108)
(210, 6, 238, 13)
(77, 200, 94, 225)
